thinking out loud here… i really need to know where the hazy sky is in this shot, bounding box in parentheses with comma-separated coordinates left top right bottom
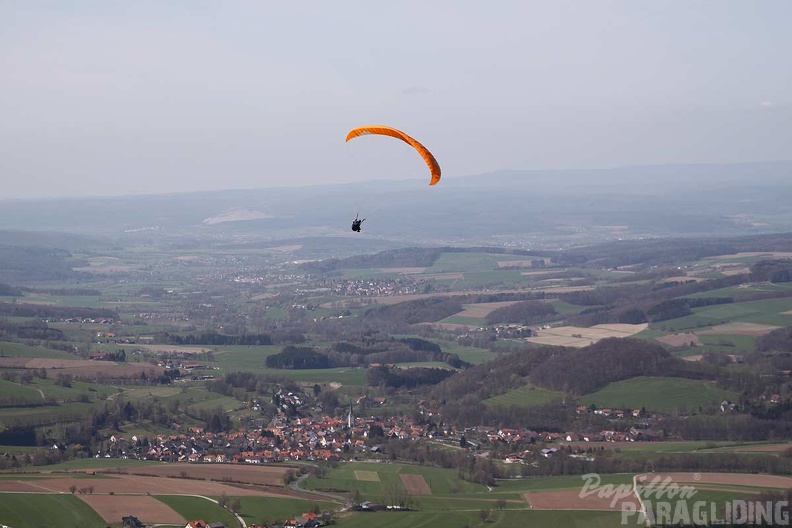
(1, 1, 791, 199)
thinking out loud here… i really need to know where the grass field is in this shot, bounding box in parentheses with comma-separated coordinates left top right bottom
(687, 282, 792, 300)
(231, 496, 337, 526)
(304, 462, 487, 500)
(425, 340, 495, 365)
(155, 494, 239, 527)
(579, 376, 738, 412)
(494, 474, 635, 493)
(211, 346, 369, 385)
(0, 493, 107, 528)
(0, 379, 45, 403)
(335, 508, 622, 528)
(0, 341, 75, 359)
(641, 489, 750, 526)
(437, 315, 486, 326)
(34, 378, 120, 401)
(425, 253, 500, 273)
(654, 298, 792, 331)
(0, 400, 101, 427)
(450, 270, 527, 290)
(484, 384, 565, 408)
(696, 333, 757, 350)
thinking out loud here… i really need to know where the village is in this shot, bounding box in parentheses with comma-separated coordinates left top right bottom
(92, 404, 662, 467)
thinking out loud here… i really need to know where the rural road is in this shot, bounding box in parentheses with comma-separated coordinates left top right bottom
(290, 471, 346, 503)
(633, 474, 651, 528)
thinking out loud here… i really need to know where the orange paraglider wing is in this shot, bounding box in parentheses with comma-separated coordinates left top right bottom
(345, 125, 441, 185)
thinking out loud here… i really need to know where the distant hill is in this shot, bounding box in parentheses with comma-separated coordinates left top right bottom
(1, 161, 791, 248)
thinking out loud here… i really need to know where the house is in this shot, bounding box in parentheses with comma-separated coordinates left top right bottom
(540, 448, 558, 457)
(186, 521, 208, 528)
(122, 516, 144, 528)
(720, 400, 738, 412)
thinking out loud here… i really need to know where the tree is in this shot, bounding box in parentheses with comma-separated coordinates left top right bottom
(228, 498, 241, 513)
(349, 489, 362, 505)
(69, 484, 76, 494)
(495, 499, 506, 511)
(479, 508, 492, 522)
(218, 492, 228, 507)
(385, 482, 413, 509)
(459, 435, 468, 448)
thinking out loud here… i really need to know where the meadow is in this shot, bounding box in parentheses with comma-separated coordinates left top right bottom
(579, 376, 738, 412)
(0, 341, 74, 359)
(484, 384, 565, 408)
(156, 494, 239, 527)
(229, 496, 337, 526)
(0, 493, 106, 528)
(653, 298, 792, 331)
(304, 461, 488, 500)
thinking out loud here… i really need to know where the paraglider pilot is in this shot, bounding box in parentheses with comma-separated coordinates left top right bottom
(351, 214, 365, 232)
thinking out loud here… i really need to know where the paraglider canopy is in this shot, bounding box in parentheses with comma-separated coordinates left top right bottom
(345, 125, 441, 186)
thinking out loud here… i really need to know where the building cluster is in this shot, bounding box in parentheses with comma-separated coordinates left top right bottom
(325, 278, 423, 298)
(93, 412, 443, 464)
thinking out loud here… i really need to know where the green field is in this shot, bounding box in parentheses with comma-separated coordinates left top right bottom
(641, 489, 751, 526)
(156, 494, 239, 527)
(211, 346, 369, 385)
(0, 340, 74, 359)
(438, 315, 486, 326)
(425, 340, 495, 365)
(304, 462, 487, 500)
(32, 378, 120, 401)
(696, 333, 757, 350)
(450, 270, 527, 290)
(494, 474, 635, 493)
(484, 384, 565, 408)
(425, 253, 501, 273)
(335, 508, 622, 528)
(0, 379, 45, 403)
(687, 282, 792, 300)
(231, 496, 337, 526)
(0, 493, 106, 528)
(653, 298, 792, 331)
(304, 459, 632, 527)
(579, 376, 738, 412)
(0, 400, 101, 427)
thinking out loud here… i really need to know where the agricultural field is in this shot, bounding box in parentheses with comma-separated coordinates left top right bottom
(526, 323, 648, 347)
(579, 376, 739, 413)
